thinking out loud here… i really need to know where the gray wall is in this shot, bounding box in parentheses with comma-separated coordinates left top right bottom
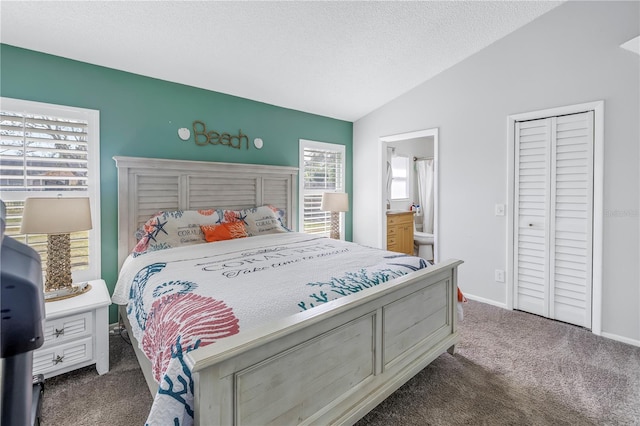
(353, 1, 639, 343)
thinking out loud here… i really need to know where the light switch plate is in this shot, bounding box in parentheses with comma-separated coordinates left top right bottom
(495, 204, 505, 216)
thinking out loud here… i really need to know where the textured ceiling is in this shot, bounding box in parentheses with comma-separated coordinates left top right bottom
(0, 1, 563, 121)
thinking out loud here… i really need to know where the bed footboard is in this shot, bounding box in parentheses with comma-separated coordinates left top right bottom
(186, 259, 462, 425)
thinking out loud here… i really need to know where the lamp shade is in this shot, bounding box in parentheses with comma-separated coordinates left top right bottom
(20, 197, 92, 234)
(321, 192, 349, 212)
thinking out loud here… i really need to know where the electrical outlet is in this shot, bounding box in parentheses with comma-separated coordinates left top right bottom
(495, 269, 505, 282)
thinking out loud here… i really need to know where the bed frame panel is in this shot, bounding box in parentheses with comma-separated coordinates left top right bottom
(114, 156, 462, 426)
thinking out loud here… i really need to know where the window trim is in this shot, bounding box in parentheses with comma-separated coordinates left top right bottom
(0, 97, 101, 282)
(298, 139, 346, 239)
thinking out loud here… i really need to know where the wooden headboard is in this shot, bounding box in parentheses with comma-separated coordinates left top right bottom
(113, 156, 298, 269)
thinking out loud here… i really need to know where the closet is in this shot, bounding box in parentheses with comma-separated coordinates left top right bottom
(514, 111, 594, 328)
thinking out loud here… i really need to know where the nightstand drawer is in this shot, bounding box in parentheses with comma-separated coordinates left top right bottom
(34, 279, 110, 378)
(33, 336, 93, 376)
(42, 312, 93, 347)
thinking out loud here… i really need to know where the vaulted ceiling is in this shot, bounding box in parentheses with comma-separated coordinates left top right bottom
(0, 1, 563, 121)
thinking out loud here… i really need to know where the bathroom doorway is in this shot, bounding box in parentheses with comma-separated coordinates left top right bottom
(380, 128, 439, 263)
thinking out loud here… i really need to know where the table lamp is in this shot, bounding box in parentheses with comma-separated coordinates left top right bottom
(20, 197, 92, 301)
(321, 192, 349, 240)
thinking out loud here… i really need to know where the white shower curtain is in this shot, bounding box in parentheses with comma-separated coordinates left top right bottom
(416, 159, 434, 234)
(386, 147, 395, 207)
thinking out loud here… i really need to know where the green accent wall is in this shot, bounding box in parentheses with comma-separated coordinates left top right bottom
(0, 44, 353, 323)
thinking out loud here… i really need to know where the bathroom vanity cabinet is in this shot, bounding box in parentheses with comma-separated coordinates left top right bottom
(386, 211, 415, 255)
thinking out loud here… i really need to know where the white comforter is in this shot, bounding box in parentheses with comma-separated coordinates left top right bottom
(113, 232, 429, 426)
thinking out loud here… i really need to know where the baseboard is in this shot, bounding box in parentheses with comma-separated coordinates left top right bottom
(109, 322, 123, 335)
(464, 295, 640, 347)
(463, 293, 508, 309)
(600, 331, 640, 348)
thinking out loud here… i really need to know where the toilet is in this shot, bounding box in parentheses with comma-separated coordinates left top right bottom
(414, 229, 434, 261)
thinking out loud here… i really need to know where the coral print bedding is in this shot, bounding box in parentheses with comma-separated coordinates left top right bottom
(132, 205, 288, 256)
(113, 232, 429, 426)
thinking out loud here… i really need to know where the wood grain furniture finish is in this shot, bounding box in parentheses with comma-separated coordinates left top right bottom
(114, 156, 462, 426)
(33, 279, 110, 378)
(387, 211, 415, 255)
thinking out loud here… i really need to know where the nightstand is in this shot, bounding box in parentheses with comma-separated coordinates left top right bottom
(33, 279, 111, 378)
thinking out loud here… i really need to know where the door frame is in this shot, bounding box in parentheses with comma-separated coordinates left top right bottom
(379, 128, 439, 262)
(506, 100, 604, 334)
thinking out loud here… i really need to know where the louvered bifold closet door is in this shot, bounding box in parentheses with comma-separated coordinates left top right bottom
(514, 118, 551, 317)
(514, 111, 594, 329)
(550, 111, 593, 327)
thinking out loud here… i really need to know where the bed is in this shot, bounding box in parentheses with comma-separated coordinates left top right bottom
(113, 156, 463, 426)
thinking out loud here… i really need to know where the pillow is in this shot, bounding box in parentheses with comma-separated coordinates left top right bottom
(134, 211, 162, 242)
(224, 205, 290, 236)
(132, 209, 223, 256)
(200, 221, 248, 242)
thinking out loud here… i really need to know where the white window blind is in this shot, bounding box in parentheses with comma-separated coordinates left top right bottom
(299, 140, 345, 237)
(0, 97, 101, 281)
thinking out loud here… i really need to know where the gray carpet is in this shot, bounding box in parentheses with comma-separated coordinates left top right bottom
(41, 300, 640, 425)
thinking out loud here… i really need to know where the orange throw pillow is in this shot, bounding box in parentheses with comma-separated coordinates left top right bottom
(200, 222, 248, 242)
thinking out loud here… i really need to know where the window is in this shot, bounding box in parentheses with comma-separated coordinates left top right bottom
(0, 97, 101, 282)
(390, 155, 409, 200)
(299, 139, 345, 237)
